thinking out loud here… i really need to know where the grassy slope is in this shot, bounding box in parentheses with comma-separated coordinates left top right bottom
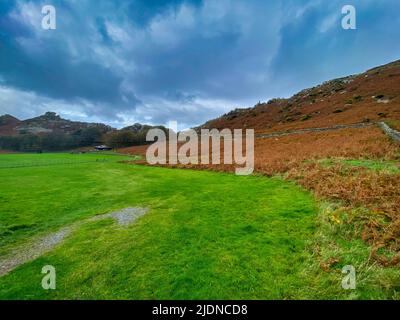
(0, 153, 133, 253)
(0, 153, 398, 299)
(0, 153, 317, 299)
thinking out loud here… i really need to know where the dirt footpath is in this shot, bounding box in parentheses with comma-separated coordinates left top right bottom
(0, 207, 149, 277)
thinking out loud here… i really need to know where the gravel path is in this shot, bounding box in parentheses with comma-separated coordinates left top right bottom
(90, 207, 149, 226)
(0, 207, 148, 277)
(0, 228, 71, 277)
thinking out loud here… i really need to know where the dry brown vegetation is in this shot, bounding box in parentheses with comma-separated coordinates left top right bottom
(119, 126, 397, 173)
(287, 164, 400, 266)
(253, 127, 397, 174)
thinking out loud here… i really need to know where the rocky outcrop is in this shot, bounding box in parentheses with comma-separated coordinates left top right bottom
(0, 112, 114, 136)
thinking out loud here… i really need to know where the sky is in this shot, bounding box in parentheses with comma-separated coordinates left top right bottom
(0, 0, 399, 129)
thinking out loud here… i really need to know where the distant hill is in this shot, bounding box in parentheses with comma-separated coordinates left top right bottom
(103, 123, 169, 148)
(0, 112, 165, 151)
(0, 114, 22, 135)
(121, 123, 167, 134)
(0, 111, 113, 136)
(199, 59, 400, 133)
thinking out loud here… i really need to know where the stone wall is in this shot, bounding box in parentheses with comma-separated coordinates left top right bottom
(378, 122, 400, 142)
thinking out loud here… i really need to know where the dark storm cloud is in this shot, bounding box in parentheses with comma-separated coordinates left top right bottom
(0, 1, 136, 111)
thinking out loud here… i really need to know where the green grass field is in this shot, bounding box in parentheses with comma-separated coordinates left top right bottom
(0, 153, 398, 299)
(319, 158, 400, 173)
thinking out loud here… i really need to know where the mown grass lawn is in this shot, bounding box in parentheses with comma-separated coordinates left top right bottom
(0, 153, 398, 299)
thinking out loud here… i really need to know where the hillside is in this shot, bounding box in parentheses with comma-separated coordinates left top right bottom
(0, 115, 21, 136)
(121, 60, 400, 271)
(0, 112, 113, 136)
(200, 60, 400, 133)
(121, 123, 168, 135)
(0, 112, 170, 151)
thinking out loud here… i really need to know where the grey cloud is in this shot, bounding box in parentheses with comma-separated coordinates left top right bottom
(0, 0, 399, 128)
